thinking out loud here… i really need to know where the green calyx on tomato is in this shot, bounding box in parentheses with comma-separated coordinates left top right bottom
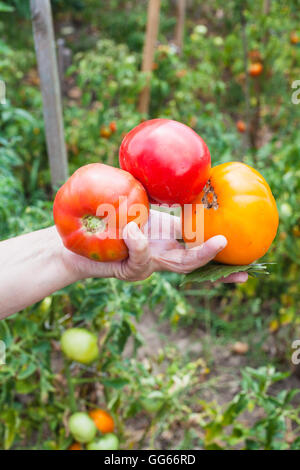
(86, 433, 119, 450)
(61, 328, 99, 364)
(82, 215, 106, 234)
(68, 412, 97, 443)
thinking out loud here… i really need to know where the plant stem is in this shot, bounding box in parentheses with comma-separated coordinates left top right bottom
(64, 359, 76, 413)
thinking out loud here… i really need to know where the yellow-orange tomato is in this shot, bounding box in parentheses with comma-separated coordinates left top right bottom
(100, 126, 112, 138)
(249, 62, 263, 77)
(182, 162, 279, 265)
(236, 120, 246, 133)
(68, 442, 82, 450)
(290, 32, 299, 44)
(89, 409, 114, 434)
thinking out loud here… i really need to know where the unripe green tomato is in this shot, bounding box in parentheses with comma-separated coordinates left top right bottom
(140, 391, 165, 413)
(39, 296, 52, 313)
(68, 412, 97, 443)
(86, 433, 119, 450)
(280, 203, 292, 218)
(61, 328, 99, 364)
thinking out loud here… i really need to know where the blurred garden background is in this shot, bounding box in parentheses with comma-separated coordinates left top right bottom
(0, 0, 300, 450)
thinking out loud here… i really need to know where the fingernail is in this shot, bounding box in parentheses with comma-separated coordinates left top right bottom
(214, 235, 227, 251)
(129, 222, 145, 240)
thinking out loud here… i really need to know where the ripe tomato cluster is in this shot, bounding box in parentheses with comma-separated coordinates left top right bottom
(68, 409, 118, 450)
(54, 118, 278, 266)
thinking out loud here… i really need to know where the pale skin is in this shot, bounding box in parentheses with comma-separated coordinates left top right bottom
(0, 209, 247, 320)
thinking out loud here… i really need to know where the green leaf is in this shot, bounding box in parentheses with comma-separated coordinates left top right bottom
(15, 379, 37, 394)
(101, 378, 129, 389)
(0, 2, 14, 12)
(180, 262, 272, 285)
(17, 362, 37, 380)
(2, 409, 19, 450)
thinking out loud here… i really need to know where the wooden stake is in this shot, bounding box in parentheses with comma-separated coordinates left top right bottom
(30, 0, 68, 189)
(138, 0, 161, 115)
(174, 0, 186, 54)
(241, 11, 251, 149)
(57, 38, 72, 96)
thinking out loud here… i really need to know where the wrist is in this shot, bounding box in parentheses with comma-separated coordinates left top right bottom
(54, 226, 116, 281)
(50, 226, 84, 284)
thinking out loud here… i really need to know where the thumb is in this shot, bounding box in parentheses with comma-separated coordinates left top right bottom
(123, 221, 150, 266)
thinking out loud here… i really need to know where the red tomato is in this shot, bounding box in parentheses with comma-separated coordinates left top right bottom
(109, 121, 117, 133)
(119, 119, 211, 205)
(236, 120, 246, 133)
(249, 62, 263, 77)
(53, 163, 149, 262)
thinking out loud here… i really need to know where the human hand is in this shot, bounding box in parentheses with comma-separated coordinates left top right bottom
(62, 209, 248, 284)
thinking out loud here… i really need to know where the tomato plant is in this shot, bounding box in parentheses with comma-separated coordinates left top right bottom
(2, 0, 300, 452)
(89, 409, 114, 434)
(183, 162, 279, 265)
(119, 119, 211, 205)
(68, 412, 97, 443)
(61, 328, 99, 364)
(53, 163, 149, 262)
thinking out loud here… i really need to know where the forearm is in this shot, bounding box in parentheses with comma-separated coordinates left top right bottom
(0, 226, 80, 319)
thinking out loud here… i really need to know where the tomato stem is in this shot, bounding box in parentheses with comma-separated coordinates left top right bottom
(201, 180, 219, 210)
(64, 359, 77, 413)
(82, 215, 106, 233)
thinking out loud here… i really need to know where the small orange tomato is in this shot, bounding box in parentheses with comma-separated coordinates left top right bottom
(109, 121, 117, 133)
(89, 409, 114, 434)
(293, 225, 300, 237)
(249, 62, 263, 77)
(236, 120, 246, 133)
(290, 32, 299, 44)
(182, 162, 279, 265)
(100, 126, 112, 138)
(68, 442, 82, 450)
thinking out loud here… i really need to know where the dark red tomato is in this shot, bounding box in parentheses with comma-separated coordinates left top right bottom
(119, 119, 211, 205)
(53, 163, 149, 262)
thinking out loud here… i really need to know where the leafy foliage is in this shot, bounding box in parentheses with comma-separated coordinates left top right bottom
(0, 0, 300, 450)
